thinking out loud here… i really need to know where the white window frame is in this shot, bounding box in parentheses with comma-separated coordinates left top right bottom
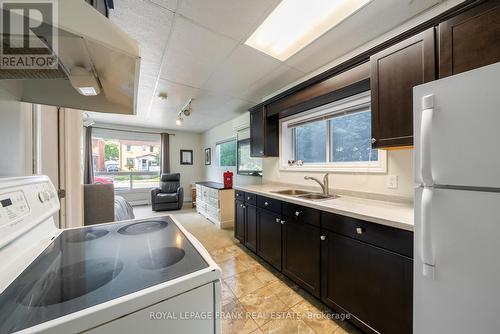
(216, 137, 237, 168)
(279, 91, 387, 173)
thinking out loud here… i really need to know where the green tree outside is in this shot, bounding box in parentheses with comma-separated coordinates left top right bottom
(105, 142, 119, 161)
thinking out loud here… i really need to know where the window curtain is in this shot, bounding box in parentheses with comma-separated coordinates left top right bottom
(83, 126, 94, 184)
(160, 133, 170, 174)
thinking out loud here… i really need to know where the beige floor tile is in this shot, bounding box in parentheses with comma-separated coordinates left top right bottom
(210, 247, 236, 264)
(222, 300, 259, 334)
(221, 280, 237, 307)
(248, 265, 280, 284)
(260, 316, 315, 334)
(218, 257, 251, 279)
(292, 300, 339, 334)
(239, 286, 288, 326)
(225, 272, 267, 298)
(250, 329, 264, 334)
(268, 280, 304, 308)
(133, 207, 363, 334)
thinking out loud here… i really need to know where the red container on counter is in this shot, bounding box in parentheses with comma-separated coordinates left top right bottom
(223, 171, 233, 189)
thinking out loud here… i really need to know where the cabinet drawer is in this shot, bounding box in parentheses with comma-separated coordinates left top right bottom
(257, 195, 281, 214)
(244, 192, 257, 205)
(282, 202, 320, 227)
(321, 212, 413, 258)
(235, 190, 245, 200)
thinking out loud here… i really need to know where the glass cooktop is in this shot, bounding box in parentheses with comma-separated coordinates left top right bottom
(0, 216, 208, 333)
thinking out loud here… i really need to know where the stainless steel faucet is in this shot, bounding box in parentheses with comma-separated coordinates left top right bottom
(304, 173, 330, 196)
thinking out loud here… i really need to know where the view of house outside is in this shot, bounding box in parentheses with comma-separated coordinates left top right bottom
(92, 136, 161, 190)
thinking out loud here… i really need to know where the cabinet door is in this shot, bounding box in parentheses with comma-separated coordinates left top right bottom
(245, 204, 257, 252)
(250, 108, 265, 157)
(282, 220, 320, 297)
(235, 200, 245, 242)
(250, 107, 279, 157)
(439, 0, 500, 78)
(257, 209, 282, 270)
(321, 231, 413, 334)
(370, 28, 435, 148)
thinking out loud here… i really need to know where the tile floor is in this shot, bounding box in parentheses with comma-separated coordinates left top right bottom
(134, 205, 363, 334)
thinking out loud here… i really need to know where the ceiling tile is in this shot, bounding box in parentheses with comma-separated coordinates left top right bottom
(285, 0, 441, 73)
(203, 44, 281, 99)
(179, 0, 280, 41)
(109, 0, 174, 115)
(160, 17, 238, 88)
(243, 64, 305, 102)
(149, 0, 178, 11)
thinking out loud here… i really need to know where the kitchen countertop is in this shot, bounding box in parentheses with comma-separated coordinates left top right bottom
(234, 184, 414, 231)
(195, 181, 228, 190)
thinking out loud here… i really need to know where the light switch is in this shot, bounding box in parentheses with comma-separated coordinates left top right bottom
(387, 175, 398, 189)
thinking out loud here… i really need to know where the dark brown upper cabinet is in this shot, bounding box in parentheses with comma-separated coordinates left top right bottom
(439, 0, 500, 78)
(250, 106, 279, 157)
(370, 28, 436, 148)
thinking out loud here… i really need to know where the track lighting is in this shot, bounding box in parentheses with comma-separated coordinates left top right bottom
(176, 98, 193, 126)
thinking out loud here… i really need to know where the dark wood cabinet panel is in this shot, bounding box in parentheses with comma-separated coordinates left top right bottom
(245, 204, 257, 252)
(257, 209, 282, 270)
(282, 202, 320, 228)
(321, 231, 413, 334)
(235, 200, 245, 242)
(283, 220, 321, 297)
(266, 62, 370, 119)
(250, 107, 279, 157)
(439, 0, 500, 78)
(244, 192, 257, 205)
(322, 212, 413, 258)
(257, 195, 282, 215)
(371, 28, 435, 148)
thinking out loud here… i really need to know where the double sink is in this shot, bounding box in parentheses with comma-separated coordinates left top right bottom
(271, 189, 339, 201)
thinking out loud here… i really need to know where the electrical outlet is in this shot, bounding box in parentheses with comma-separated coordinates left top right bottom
(387, 175, 398, 189)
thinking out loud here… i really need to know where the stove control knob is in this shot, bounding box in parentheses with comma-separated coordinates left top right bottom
(38, 191, 50, 203)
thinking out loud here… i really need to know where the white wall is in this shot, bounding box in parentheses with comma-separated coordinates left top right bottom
(201, 113, 262, 186)
(169, 130, 204, 202)
(0, 91, 32, 177)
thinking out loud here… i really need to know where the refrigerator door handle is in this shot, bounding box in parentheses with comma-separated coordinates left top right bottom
(422, 187, 435, 279)
(421, 94, 435, 186)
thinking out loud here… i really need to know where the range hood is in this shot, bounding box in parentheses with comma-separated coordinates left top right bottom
(0, 0, 140, 115)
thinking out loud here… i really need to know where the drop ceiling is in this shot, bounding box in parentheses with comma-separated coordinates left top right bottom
(90, 0, 444, 133)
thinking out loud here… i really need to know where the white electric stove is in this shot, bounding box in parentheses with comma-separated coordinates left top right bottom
(0, 176, 222, 334)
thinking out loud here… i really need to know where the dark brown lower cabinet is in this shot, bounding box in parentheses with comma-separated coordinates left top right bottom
(234, 200, 245, 242)
(321, 231, 413, 334)
(282, 220, 321, 297)
(257, 209, 282, 270)
(245, 204, 257, 252)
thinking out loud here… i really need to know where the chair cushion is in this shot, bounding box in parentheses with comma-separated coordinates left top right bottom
(155, 192, 178, 204)
(160, 173, 181, 193)
(161, 173, 180, 182)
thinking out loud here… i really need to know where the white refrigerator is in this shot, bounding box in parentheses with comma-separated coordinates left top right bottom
(413, 62, 500, 334)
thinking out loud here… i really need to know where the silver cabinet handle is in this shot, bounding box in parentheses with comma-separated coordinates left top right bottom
(275, 218, 280, 223)
(280, 220, 285, 225)
(295, 211, 301, 217)
(320, 235, 326, 241)
(264, 201, 269, 206)
(371, 138, 377, 144)
(356, 227, 365, 235)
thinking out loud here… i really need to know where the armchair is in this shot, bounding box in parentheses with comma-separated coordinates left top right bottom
(151, 173, 184, 211)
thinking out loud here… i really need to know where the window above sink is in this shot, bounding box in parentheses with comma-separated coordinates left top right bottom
(279, 92, 386, 173)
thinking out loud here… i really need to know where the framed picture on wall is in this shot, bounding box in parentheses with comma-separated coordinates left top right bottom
(180, 149, 193, 165)
(205, 148, 211, 165)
